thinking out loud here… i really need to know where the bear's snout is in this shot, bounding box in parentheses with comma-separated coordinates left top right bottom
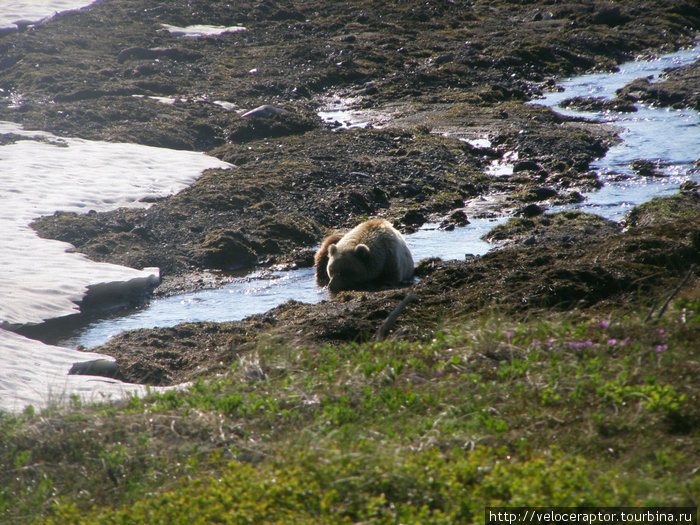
(328, 277, 344, 292)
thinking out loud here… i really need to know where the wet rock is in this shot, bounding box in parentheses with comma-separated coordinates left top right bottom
(521, 186, 558, 202)
(680, 181, 699, 193)
(69, 359, 123, 380)
(241, 105, 287, 118)
(561, 96, 638, 113)
(624, 187, 700, 229)
(400, 209, 426, 227)
(439, 209, 470, 231)
(566, 191, 585, 203)
(13, 19, 37, 32)
(449, 210, 470, 225)
(513, 160, 545, 173)
(631, 159, 666, 177)
(485, 210, 620, 248)
(520, 203, 544, 217)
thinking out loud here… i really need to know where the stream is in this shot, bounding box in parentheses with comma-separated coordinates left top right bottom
(62, 44, 700, 352)
(60, 218, 502, 349)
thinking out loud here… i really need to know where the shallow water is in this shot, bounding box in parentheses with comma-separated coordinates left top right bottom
(534, 45, 700, 220)
(564, 105, 700, 221)
(64, 218, 503, 349)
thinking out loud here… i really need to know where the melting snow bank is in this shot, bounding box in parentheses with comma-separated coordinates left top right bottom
(0, 329, 178, 413)
(0, 120, 230, 326)
(0, 0, 95, 30)
(0, 120, 230, 411)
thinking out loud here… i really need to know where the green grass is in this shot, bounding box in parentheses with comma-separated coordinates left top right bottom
(1, 295, 699, 523)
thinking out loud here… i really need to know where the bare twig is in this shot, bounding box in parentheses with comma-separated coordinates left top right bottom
(375, 292, 418, 342)
(646, 264, 696, 322)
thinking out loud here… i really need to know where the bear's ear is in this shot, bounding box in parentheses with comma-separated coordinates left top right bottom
(355, 244, 370, 258)
(328, 244, 338, 257)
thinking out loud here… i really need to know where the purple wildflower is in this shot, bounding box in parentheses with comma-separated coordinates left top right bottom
(569, 340, 594, 350)
(654, 344, 668, 354)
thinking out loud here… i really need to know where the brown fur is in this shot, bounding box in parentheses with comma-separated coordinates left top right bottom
(314, 219, 414, 291)
(314, 232, 343, 285)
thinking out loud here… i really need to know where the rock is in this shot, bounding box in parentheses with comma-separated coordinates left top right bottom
(69, 359, 123, 380)
(241, 105, 287, 118)
(561, 96, 637, 113)
(631, 159, 666, 177)
(513, 160, 545, 173)
(591, 5, 629, 27)
(522, 187, 558, 202)
(429, 54, 454, 66)
(400, 209, 426, 227)
(13, 19, 37, 32)
(449, 210, 470, 225)
(521, 203, 544, 217)
(566, 191, 585, 203)
(680, 181, 699, 193)
(227, 106, 317, 142)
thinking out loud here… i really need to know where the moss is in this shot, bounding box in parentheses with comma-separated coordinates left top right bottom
(199, 229, 258, 270)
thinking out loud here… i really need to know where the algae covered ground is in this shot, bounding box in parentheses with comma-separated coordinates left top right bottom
(1, 0, 700, 522)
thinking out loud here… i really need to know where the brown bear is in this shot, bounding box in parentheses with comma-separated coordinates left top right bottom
(314, 218, 414, 292)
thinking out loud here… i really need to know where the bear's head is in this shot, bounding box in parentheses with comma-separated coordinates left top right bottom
(326, 243, 370, 292)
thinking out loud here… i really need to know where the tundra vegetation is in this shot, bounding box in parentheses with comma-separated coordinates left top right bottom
(0, 0, 699, 522)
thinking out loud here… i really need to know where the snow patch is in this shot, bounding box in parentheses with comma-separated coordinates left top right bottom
(0, 329, 177, 413)
(0, 120, 229, 412)
(161, 24, 246, 38)
(0, 0, 95, 30)
(0, 120, 230, 327)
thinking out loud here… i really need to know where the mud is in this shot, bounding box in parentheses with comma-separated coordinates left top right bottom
(95, 185, 700, 386)
(1, 1, 699, 384)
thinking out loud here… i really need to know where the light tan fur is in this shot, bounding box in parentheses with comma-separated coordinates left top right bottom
(314, 219, 414, 292)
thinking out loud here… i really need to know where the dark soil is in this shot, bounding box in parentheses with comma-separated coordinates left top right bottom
(95, 184, 700, 386)
(0, 0, 698, 383)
